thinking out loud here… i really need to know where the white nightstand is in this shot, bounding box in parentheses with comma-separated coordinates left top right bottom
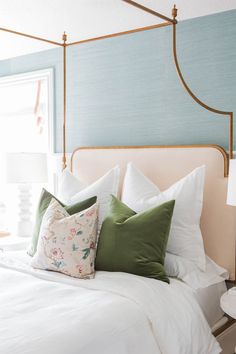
(0, 236, 30, 251)
(220, 288, 236, 353)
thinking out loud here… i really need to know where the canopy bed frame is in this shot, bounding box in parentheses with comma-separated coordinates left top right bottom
(1, 0, 234, 267)
(0, 2, 236, 348)
(0, 0, 233, 175)
(0, 1, 235, 267)
(1, 0, 235, 274)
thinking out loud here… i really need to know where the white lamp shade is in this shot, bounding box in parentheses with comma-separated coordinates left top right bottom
(227, 159, 236, 206)
(6, 153, 48, 184)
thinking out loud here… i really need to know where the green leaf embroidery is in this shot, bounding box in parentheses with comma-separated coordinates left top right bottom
(82, 248, 90, 259)
(72, 244, 79, 251)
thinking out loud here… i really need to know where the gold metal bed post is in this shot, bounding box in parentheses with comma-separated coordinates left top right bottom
(62, 32, 68, 170)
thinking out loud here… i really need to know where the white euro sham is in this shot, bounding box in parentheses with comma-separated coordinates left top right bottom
(58, 166, 120, 231)
(122, 163, 206, 270)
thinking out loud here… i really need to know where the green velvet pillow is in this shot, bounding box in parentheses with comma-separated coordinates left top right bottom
(28, 188, 97, 257)
(95, 195, 175, 283)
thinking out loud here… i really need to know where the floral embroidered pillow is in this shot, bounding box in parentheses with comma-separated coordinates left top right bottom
(31, 198, 98, 279)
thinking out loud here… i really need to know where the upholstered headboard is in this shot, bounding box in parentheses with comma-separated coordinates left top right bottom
(71, 145, 236, 280)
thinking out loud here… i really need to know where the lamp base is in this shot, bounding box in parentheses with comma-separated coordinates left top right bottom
(17, 220, 33, 238)
(0, 231, 11, 237)
(17, 184, 33, 238)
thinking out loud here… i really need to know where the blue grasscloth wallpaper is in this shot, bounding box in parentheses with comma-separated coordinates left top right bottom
(0, 10, 236, 153)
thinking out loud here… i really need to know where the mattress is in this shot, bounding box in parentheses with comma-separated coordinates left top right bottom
(193, 280, 227, 330)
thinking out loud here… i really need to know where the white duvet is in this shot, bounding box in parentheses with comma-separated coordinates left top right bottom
(0, 250, 221, 354)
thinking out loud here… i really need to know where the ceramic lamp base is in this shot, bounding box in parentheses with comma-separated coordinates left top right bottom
(0, 231, 10, 237)
(17, 184, 33, 237)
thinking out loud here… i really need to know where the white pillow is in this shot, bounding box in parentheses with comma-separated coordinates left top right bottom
(31, 199, 98, 279)
(122, 163, 206, 270)
(58, 166, 120, 231)
(58, 169, 86, 204)
(164, 253, 229, 289)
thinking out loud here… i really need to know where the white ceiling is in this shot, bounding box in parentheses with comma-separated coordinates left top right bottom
(0, 0, 236, 60)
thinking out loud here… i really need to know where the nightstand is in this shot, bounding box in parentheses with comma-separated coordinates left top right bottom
(221, 288, 236, 320)
(220, 288, 236, 353)
(0, 235, 30, 251)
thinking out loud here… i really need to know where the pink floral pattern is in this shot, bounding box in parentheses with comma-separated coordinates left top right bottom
(31, 198, 98, 279)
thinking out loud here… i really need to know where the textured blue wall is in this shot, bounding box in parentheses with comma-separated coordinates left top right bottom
(0, 9, 236, 153)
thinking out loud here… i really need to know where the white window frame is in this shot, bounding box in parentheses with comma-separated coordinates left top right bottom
(0, 68, 54, 153)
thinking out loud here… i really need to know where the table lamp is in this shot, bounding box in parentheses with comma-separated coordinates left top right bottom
(227, 159, 236, 206)
(6, 153, 48, 237)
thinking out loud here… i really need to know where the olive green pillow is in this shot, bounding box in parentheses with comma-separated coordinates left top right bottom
(28, 188, 97, 256)
(96, 195, 175, 283)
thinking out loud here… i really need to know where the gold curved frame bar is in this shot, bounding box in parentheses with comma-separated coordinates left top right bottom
(171, 6, 233, 165)
(120, 1, 233, 176)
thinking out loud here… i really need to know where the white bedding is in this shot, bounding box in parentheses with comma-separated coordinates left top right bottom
(0, 250, 221, 354)
(194, 281, 227, 329)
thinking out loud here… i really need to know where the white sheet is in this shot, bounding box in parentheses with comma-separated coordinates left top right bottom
(0, 250, 221, 354)
(194, 281, 227, 329)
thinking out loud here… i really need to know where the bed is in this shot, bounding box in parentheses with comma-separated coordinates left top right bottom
(0, 145, 235, 354)
(0, 249, 222, 354)
(0, 259, 229, 353)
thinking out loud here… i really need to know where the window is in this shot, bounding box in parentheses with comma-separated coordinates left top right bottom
(0, 68, 53, 154)
(0, 68, 53, 232)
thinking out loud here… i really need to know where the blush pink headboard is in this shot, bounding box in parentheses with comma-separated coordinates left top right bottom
(71, 145, 236, 280)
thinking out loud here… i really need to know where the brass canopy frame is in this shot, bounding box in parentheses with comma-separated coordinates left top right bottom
(0, 0, 233, 175)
